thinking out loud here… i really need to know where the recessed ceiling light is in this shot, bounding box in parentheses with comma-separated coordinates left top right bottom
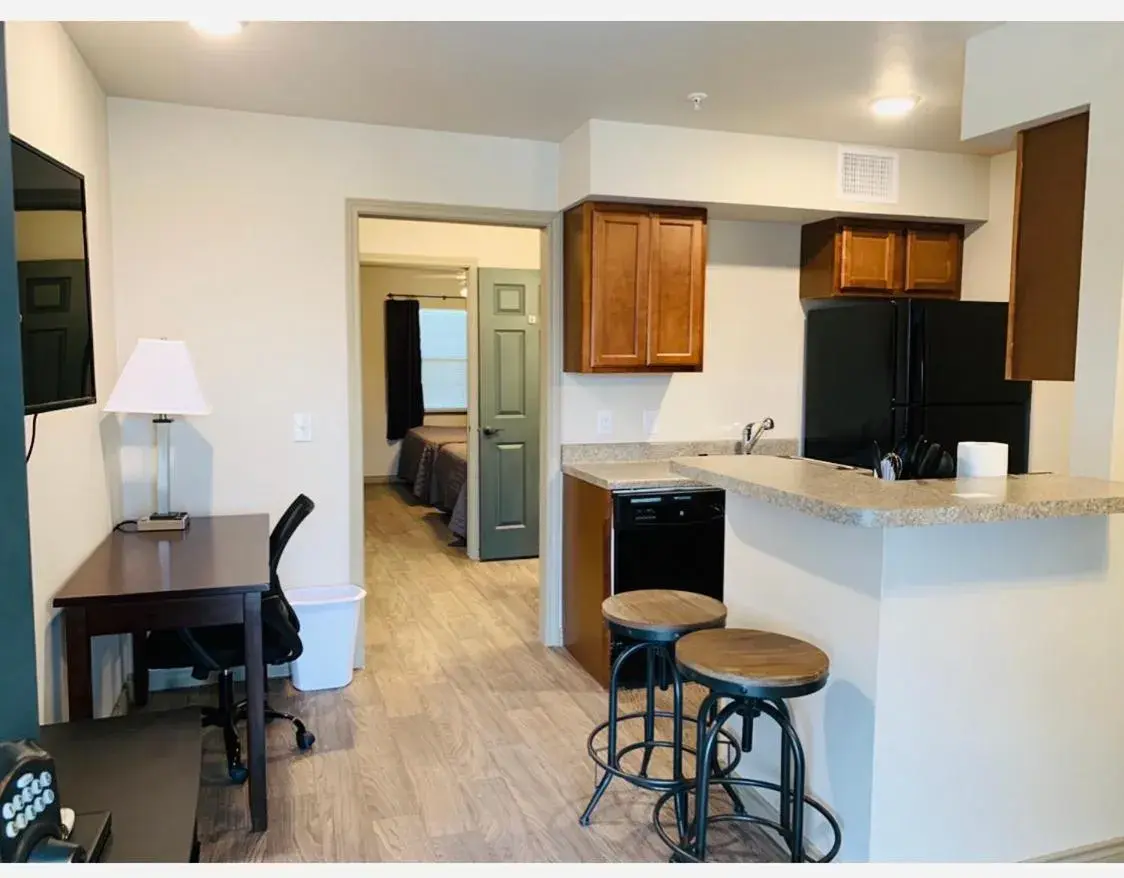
(870, 96, 919, 118)
(188, 19, 243, 37)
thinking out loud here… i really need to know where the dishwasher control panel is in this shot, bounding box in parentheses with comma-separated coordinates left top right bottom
(614, 488, 725, 528)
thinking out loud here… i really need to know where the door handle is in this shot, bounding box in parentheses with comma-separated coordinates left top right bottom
(482, 427, 502, 437)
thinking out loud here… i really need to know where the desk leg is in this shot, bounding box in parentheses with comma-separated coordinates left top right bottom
(243, 592, 267, 832)
(131, 633, 149, 707)
(64, 608, 94, 721)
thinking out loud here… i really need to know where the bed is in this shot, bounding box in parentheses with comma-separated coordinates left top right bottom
(432, 442, 469, 540)
(396, 425, 467, 499)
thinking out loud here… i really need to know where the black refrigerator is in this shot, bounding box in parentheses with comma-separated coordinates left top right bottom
(803, 299, 1031, 474)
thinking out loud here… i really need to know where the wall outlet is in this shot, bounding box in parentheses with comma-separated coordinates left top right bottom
(596, 410, 613, 437)
(293, 413, 313, 442)
(643, 410, 660, 435)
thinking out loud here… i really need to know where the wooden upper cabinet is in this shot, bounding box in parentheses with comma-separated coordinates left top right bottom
(801, 218, 964, 301)
(590, 209, 650, 369)
(1007, 111, 1089, 382)
(903, 227, 962, 295)
(839, 226, 900, 293)
(647, 213, 706, 367)
(564, 201, 707, 373)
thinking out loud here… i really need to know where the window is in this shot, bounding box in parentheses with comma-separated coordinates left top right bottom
(419, 307, 468, 412)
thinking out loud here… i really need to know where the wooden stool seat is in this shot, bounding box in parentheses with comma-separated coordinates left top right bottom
(601, 590, 726, 640)
(676, 628, 829, 698)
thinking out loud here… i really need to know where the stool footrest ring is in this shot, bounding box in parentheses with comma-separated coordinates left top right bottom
(652, 776, 842, 863)
(586, 710, 742, 792)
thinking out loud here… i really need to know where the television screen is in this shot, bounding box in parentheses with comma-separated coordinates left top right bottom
(10, 136, 96, 414)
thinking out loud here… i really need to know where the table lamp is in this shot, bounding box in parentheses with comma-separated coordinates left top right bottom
(104, 338, 210, 532)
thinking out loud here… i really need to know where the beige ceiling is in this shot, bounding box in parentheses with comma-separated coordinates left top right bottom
(63, 21, 998, 153)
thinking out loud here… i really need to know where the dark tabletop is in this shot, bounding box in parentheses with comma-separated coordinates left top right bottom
(53, 514, 270, 607)
(37, 709, 202, 863)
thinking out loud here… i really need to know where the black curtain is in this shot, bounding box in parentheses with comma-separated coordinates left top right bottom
(385, 298, 425, 441)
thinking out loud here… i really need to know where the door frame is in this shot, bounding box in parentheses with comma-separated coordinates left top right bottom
(345, 201, 564, 647)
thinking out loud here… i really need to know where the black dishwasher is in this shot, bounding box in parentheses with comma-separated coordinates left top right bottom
(611, 487, 725, 688)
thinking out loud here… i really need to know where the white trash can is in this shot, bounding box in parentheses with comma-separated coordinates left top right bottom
(286, 584, 367, 692)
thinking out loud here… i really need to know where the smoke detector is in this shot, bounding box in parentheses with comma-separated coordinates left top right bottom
(687, 92, 708, 111)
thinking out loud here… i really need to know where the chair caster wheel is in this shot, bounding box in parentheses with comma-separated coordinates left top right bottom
(296, 730, 316, 751)
(228, 763, 249, 784)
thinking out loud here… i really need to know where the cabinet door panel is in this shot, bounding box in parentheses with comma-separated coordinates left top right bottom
(839, 226, 899, 293)
(648, 215, 705, 367)
(904, 228, 961, 296)
(590, 210, 649, 369)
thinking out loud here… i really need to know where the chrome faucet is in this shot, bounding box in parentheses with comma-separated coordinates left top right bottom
(741, 418, 775, 454)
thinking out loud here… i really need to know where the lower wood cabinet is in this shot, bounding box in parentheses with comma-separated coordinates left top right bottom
(562, 474, 611, 687)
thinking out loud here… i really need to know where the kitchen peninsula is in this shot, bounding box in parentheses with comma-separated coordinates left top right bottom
(669, 454, 1124, 862)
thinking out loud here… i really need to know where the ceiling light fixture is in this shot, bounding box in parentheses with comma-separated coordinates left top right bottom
(687, 92, 708, 111)
(870, 96, 919, 118)
(188, 19, 243, 37)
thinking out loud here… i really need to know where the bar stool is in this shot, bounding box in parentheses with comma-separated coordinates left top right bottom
(579, 589, 740, 830)
(652, 628, 842, 863)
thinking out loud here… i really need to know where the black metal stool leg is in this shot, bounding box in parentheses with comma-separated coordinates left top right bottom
(692, 695, 741, 862)
(773, 699, 793, 839)
(579, 640, 643, 826)
(638, 645, 657, 778)
(706, 698, 744, 816)
(666, 646, 689, 842)
(756, 699, 809, 862)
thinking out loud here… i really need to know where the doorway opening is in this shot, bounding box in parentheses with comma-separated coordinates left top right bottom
(356, 217, 544, 563)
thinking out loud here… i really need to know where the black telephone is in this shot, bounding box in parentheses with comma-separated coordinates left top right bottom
(0, 740, 110, 863)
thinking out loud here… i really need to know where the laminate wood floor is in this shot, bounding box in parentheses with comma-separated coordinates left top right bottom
(146, 484, 785, 863)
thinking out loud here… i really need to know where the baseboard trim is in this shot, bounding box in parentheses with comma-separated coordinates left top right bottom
(1030, 836, 1124, 863)
(731, 784, 826, 862)
(363, 475, 396, 484)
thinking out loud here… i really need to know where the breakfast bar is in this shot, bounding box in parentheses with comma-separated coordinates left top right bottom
(668, 454, 1124, 862)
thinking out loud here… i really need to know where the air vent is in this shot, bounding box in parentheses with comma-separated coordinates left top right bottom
(837, 146, 900, 204)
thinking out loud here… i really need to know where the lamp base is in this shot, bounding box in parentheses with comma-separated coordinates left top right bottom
(137, 512, 190, 532)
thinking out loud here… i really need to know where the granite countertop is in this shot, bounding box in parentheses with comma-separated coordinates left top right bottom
(562, 460, 710, 491)
(669, 454, 1124, 527)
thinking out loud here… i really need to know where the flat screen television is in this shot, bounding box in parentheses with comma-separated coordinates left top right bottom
(10, 136, 96, 414)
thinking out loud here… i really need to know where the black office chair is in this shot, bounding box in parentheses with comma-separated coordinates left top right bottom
(146, 494, 317, 783)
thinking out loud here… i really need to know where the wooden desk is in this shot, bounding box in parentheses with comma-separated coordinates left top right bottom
(38, 709, 203, 862)
(53, 515, 270, 832)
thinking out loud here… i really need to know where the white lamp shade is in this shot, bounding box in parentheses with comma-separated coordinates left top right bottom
(104, 338, 211, 416)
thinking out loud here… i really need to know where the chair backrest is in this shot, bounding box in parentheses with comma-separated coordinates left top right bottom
(270, 493, 315, 580)
(263, 494, 315, 657)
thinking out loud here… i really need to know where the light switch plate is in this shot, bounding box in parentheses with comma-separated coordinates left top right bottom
(596, 410, 613, 437)
(293, 413, 312, 442)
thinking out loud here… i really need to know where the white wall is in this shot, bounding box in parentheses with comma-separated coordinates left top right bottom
(577, 119, 991, 223)
(963, 24, 1124, 482)
(561, 220, 804, 443)
(359, 217, 543, 268)
(108, 100, 557, 593)
(5, 21, 121, 723)
(961, 151, 1075, 474)
(874, 515, 1123, 861)
(360, 266, 467, 479)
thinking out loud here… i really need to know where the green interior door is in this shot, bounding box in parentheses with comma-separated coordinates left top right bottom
(0, 25, 42, 740)
(478, 269, 541, 561)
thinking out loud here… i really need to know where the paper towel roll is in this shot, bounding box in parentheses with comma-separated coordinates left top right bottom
(957, 441, 1008, 478)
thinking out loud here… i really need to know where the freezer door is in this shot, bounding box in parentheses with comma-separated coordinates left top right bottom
(804, 303, 897, 468)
